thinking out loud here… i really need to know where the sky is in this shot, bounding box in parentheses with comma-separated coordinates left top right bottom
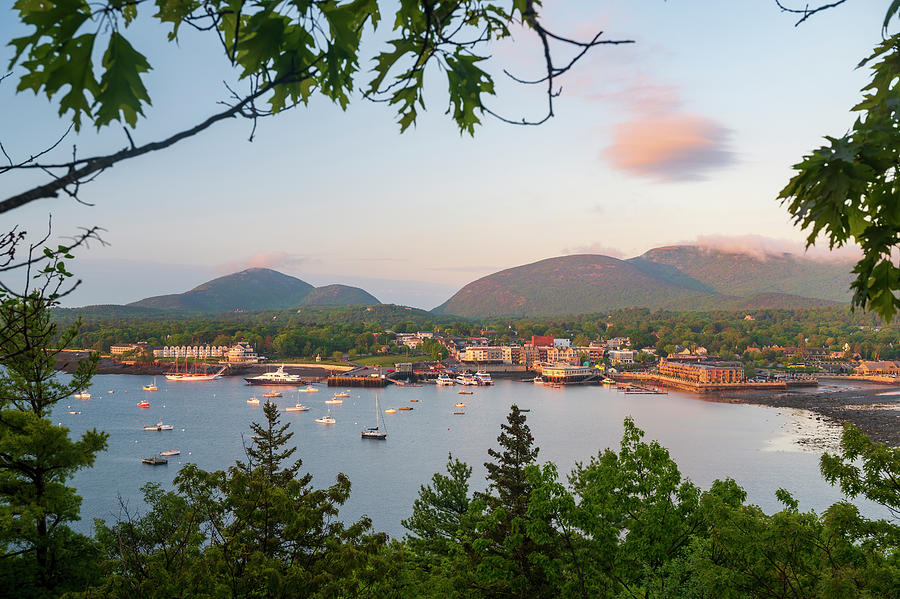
(0, 1, 887, 309)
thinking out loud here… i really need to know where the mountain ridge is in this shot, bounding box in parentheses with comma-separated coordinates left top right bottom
(434, 246, 854, 317)
(128, 268, 380, 312)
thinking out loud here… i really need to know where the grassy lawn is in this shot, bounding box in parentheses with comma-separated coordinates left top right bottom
(355, 354, 425, 367)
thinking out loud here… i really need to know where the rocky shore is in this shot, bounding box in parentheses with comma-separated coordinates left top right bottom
(711, 381, 900, 447)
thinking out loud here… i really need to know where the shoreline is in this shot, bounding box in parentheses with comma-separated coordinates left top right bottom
(707, 382, 900, 447)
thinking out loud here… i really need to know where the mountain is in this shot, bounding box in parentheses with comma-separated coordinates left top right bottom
(629, 246, 854, 304)
(434, 247, 852, 317)
(129, 268, 379, 312)
(433, 255, 708, 317)
(302, 284, 380, 306)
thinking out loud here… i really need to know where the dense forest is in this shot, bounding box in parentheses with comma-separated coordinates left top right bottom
(54, 305, 900, 362)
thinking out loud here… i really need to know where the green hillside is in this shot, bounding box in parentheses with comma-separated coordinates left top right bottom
(129, 268, 316, 312)
(433, 255, 706, 317)
(302, 284, 380, 306)
(632, 246, 854, 303)
(434, 249, 849, 318)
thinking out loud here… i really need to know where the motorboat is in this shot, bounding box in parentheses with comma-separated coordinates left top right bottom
(247, 398, 260, 405)
(456, 374, 478, 386)
(455, 402, 467, 408)
(533, 376, 545, 385)
(333, 391, 350, 398)
(68, 410, 81, 415)
(108, 390, 115, 394)
(73, 391, 90, 399)
(286, 403, 309, 412)
(409, 399, 419, 402)
(298, 385, 319, 393)
(474, 371, 493, 385)
(160, 450, 181, 457)
(601, 378, 616, 385)
(245, 364, 302, 386)
(315, 415, 336, 424)
(452, 410, 465, 415)
(142, 456, 168, 465)
(262, 391, 282, 398)
(384, 408, 397, 414)
(398, 406, 413, 411)
(143, 422, 174, 431)
(324, 396, 344, 404)
(136, 401, 150, 408)
(458, 390, 473, 395)
(436, 375, 456, 386)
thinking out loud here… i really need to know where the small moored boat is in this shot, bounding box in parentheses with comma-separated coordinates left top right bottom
(315, 415, 336, 424)
(74, 391, 91, 399)
(142, 456, 168, 465)
(398, 406, 413, 411)
(247, 397, 260, 405)
(455, 402, 467, 408)
(160, 450, 180, 457)
(144, 422, 174, 431)
(299, 385, 319, 393)
(324, 397, 344, 405)
(262, 391, 282, 398)
(384, 408, 397, 414)
(458, 390, 473, 395)
(333, 391, 350, 398)
(286, 403, 309, 412)
(136, 401, 150, 408)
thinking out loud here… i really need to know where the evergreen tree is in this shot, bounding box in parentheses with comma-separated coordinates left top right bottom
(471, 405, 555, 598)
(0, 293, 108, 597)
(88, 401, 389, 598)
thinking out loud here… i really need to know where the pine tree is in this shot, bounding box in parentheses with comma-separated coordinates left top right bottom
(472, 404, 555, 598)
(0, 293, 108, 597)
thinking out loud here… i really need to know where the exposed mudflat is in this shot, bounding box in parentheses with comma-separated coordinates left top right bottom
(709, 382, 900, 447)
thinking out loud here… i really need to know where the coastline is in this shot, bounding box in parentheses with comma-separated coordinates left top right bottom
(708, 382, 900, 447)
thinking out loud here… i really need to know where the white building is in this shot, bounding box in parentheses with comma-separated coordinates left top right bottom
(553, 338, 571, 348)
(226, 342, 259, 363)
(152, 345, 228, 358)
(608, 349, 636, 365)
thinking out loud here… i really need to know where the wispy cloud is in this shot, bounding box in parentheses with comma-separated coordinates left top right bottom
(676, 234, 861, 262)
(562, 243, 626, 258)
(216, 252, 312, 274)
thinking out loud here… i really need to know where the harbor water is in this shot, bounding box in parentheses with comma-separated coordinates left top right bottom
(56, 375, 883, 538)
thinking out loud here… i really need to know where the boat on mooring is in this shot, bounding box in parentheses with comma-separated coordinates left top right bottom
(143, 422, 174, 431)
(160, 450, 180, 457)
(245, 364, 302, 386)
(361, 394, 387, 440)
(142, 456, 168, 465)
(286, 403, 309, 412)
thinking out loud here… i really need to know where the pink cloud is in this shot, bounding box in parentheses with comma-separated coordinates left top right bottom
(215, 252, 310, 274)
(562, 243, 626, 258)
(604, 113, 734, 181)
(678, 234, 862, 263)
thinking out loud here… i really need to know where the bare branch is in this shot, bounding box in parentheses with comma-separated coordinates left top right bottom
(774, 0, 849, 26)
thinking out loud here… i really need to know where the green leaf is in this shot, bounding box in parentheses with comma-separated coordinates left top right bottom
(94, 32, 152, 128)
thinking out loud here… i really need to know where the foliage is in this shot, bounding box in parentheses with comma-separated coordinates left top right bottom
(84, 400, 389, 598)
(779, 6, 900, 321)
(0, 293, 107, 598)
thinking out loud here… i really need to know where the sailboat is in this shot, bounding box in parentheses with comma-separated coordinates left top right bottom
(165, 357, 226, 381)
(361, 393, 387, 440)
(142, 377, 158, 391)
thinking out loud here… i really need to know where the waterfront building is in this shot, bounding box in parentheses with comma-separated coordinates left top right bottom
(608, 349, 636, 365)
(458, 346, 504, 364)
(110, 342, 148, 356)
(658, 359, 745, 384)
(152, 345, 228, 358)
(226, 342, 259, 363)
(541, 363, 596, 383)
(855, 361, 900, 376)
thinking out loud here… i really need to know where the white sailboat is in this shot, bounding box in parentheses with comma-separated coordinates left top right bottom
(361, 393, 387, 440)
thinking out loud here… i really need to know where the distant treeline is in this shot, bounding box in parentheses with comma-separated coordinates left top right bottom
(52, 305, 899, 361)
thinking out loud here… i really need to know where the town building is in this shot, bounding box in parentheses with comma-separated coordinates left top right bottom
(658, 359, 746, 384)
(153, 345, 228, 358)
(226, 342, 259, 363)
(110, 342, 148, 356)
(541, 363, 596, 384)
(458, 346, 504, 364)
(855, 361, 900, 376)
(607, 349, 636, 365)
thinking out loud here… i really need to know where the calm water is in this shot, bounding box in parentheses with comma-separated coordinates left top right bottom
(54, 375, 885, 537)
